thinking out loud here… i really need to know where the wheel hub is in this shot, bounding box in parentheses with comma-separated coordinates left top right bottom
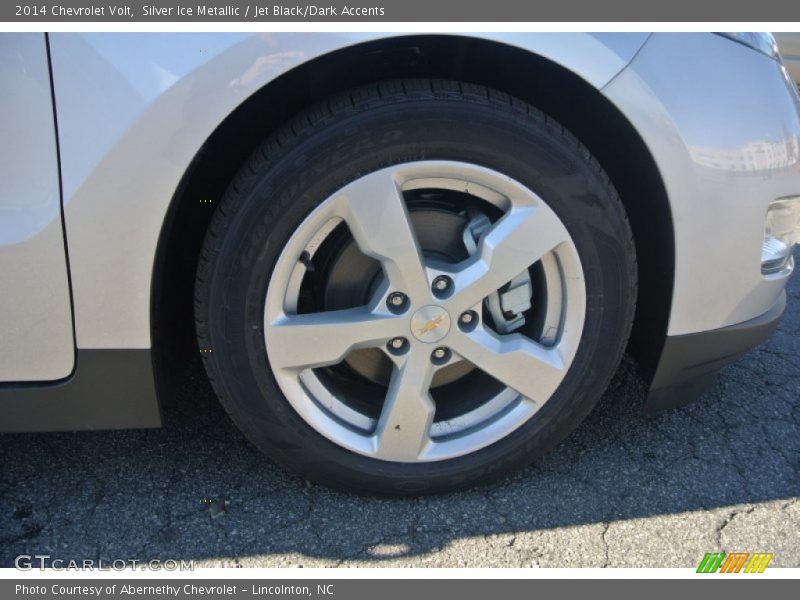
(410, 305, 451, 343)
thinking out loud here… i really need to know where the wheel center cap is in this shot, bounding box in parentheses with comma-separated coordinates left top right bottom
(410, 305, 451, 343)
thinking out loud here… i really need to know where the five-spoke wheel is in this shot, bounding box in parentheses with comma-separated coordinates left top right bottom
(263, 161, 585, 462)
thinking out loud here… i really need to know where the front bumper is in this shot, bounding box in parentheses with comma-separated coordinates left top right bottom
(604, 34, 800, 337)
(644, 290, 786, 411)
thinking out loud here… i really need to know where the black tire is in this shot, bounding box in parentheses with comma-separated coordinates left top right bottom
(195, 79, 637, 495)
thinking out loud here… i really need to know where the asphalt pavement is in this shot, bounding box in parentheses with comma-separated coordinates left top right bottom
(1, 250, 798, 568)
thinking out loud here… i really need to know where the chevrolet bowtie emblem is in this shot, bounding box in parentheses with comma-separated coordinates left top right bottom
(416, 314, 446, 336)
(410, 306, 451, 343)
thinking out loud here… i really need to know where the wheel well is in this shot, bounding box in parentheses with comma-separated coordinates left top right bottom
(151, 35, 674, 409)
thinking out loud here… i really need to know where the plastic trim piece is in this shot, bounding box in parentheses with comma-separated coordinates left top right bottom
(0, 349, 161, 433)
(644, 291, 786, 412)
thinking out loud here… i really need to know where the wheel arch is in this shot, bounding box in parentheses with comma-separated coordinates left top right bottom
(151, 35, 675, 408)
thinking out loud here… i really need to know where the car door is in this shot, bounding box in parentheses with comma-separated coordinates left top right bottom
(0, 33, 74, 381)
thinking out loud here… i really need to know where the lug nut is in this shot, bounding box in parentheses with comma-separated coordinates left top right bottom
(458, 310, 478, 331)
(386, 292, 408, 312)
(387, 337, 409, 354)
(389, 292, 405, 306)
(432, 275, 452, 296)
(431, 346, 451, 364)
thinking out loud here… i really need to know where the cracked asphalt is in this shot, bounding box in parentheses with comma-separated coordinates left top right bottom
(1, 249, 798, 568)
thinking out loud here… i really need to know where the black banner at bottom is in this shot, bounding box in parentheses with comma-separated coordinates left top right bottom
(3, 579, 796, 600)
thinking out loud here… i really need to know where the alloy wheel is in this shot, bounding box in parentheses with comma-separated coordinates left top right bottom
(263, 160, 586, 462)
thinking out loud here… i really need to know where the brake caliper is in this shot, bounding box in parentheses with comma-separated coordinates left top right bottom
(462, 212, 533, 334)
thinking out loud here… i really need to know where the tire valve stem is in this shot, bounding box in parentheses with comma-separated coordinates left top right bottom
(299, 251, 315, 272)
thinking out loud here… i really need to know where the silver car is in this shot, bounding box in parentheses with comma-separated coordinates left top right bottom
(2, 32, 799, 494)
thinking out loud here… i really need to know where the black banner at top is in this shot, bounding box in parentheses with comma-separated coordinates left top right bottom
(3, 0, 800, 22)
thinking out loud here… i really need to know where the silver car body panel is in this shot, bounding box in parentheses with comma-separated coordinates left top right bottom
(0, 33, 74, 381)
(47, 32, 648, 352)
(603, 33, 800, 336)
(775, 32, 800, 86)
(2, 32, 799, 390)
